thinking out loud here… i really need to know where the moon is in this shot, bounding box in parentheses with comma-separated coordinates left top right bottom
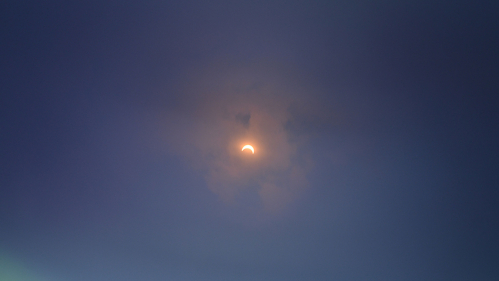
(242, 145, 255, 154)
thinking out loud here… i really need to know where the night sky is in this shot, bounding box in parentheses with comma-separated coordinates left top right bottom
(1, 1, 498, 280)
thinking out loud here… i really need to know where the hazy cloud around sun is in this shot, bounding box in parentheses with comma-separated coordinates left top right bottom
(160, 60, 320, 215)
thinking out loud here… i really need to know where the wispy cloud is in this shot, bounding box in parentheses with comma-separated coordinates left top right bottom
(160, 61, 314, 214)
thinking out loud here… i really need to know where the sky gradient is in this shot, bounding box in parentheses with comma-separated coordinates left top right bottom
(1, 1, 498, 280)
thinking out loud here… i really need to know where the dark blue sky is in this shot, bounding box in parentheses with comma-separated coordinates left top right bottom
(1, 1, 498, 280)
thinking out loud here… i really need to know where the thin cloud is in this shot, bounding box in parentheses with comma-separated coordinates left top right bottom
(161, 60, 315, 214)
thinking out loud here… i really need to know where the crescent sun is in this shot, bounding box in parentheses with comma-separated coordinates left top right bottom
(242, 145, 255, 154)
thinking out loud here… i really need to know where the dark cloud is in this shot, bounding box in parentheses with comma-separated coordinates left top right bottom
(235, 113, 251, 129)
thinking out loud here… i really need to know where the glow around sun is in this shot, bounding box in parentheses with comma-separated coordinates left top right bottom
(242, 145, 255, 154)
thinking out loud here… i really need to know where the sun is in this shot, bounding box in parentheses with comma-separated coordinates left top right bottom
(242, 145, 255, 154)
